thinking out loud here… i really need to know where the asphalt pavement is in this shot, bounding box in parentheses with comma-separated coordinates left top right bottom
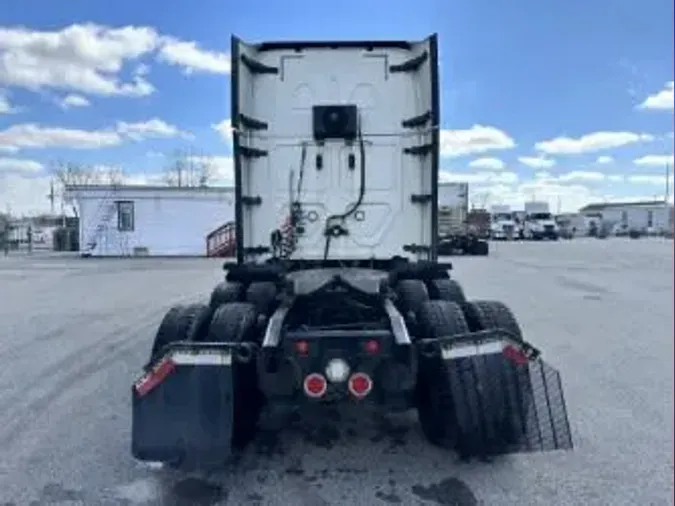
(0, 238, 672, 506)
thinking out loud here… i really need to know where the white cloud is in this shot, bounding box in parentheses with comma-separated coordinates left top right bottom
(466, 180, 596, 213)
(0, 157, 44, 173)
(0, 89, 15, 114)
(0, 123, 121, 151)
(596, 155, 614, 164)
(535, 131, 654, 155)
(468, 157, 505, 170)
(637, 81, 674, 111)
(440, 170, 518, 185)
(158, 38, 230, 75)
(59, 94, 91, 109)
(116, 118, 191, 141)
(439, 125, 515, 157)
(626, 174, 669, 185)
(556, 170, 606, 182)
(212, 119, 232, 143)
(454, 169, 675, 214)
(518, 156, 556, 169)
(0, 118, 187, 152)
(0, 172, 53, 216)
(633, 154, 674, 167)
(0, 23, 231, 100)
(0, 23, 158, 97)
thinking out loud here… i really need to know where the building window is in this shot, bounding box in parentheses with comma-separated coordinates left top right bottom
(647, 210, 653, 227)
(116, 201, 135, 232)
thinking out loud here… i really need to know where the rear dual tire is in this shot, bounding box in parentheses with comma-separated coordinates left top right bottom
(414, 298, 529, 459)
(145, 301, 262, 471)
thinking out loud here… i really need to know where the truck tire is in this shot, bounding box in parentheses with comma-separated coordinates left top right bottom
(472, 241, 489, 256)
(395, 279, 429, 315)
(461, 300, 530, 453)
(207, 302, 259, 344)
(206, 302, 263, 451)
(209, 281, 244, 309)
(415, 300, 469, 450)
(462, 300, 523, 341)
(149, 306, 183, 362)
(245, 281, 278, 316)
(165, 302, 263, 471)
(148, 304, 212, 364)
(427, 279, 466, 304)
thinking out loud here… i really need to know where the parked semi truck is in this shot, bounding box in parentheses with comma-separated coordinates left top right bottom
(522, 201, 559, 240)
(437, 182, 489, 255)
(489, 205, 519, 240)
(131, 34, 572, 471)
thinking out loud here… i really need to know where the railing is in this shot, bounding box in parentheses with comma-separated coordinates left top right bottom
(206, 221, 236, 257)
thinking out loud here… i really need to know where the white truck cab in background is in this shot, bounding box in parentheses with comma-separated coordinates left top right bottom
(489, 205, 518, 240)
(523, 201, 559, 240)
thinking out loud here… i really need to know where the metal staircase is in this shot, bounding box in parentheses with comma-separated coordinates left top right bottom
(206, 221, 236, 257)
(81, 194, 117, 257)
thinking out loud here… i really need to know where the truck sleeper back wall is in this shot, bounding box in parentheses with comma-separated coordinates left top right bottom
(231, 35, 440, 264)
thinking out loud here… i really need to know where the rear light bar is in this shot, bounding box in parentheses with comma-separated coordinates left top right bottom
(134, 350, 233, 397)
(440, 340, 531, 365)
(135, 357, 176, 397)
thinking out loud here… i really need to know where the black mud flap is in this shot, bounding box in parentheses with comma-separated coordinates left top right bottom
(131, 342, 257, 468)
(418, 330, 573, 458)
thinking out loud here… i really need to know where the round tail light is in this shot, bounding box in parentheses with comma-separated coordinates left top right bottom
(348, 372, 372, 399)
(303, 373, 327, 398)
(364, 339, 380, 354)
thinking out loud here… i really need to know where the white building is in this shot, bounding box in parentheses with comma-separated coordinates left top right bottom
(64, 185, 235, 257)
(578, 200, 674, 235)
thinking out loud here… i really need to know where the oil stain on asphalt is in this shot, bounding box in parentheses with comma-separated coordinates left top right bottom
(411, 477, 478, 506)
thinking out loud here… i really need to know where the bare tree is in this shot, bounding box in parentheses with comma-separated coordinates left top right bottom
(52, 161, 99, 187)
(52, 161, 126, 187)
(163, 149, 214, 187)
(194, 155, 215, 187)
(100, 164, 125, 185)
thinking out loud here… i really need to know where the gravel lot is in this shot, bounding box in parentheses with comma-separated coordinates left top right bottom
(0, 238, 672, 506)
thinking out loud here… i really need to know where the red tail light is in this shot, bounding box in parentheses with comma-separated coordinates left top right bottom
(503, 344, 529, 366)
(348, 372, 372, 399)
(303, 373, 327, 398)
(295, 340, 309, 356)
(364, 339, 380, 354)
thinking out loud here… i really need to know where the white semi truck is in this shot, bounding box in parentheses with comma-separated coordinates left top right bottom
(522, 201, 559, 240)
(130, 34, 572, 471)
(489, 205, 519, 240)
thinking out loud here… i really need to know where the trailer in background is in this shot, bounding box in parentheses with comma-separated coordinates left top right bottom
(437, 182, 489, 255)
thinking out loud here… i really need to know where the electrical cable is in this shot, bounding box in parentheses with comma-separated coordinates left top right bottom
(323, 116, 366, 261)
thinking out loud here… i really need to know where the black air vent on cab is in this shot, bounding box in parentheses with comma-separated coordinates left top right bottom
(312, 105, 358, 141)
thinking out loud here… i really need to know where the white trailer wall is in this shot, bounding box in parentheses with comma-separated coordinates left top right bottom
(68, 186, 235, 256)
(602, 205, 673, 233)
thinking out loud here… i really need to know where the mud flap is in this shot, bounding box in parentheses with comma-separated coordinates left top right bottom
(418, 331, 573, 457)
(131, 342, 257, 468)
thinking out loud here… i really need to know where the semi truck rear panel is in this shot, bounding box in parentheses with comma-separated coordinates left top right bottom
(231, 36, 440, 263)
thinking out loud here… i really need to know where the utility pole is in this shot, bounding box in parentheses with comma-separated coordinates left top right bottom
(47, 180, 55, 215)
(665, 162, 670, 204)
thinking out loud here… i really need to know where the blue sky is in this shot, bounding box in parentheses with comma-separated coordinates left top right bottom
(0, 0, 673, 214)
